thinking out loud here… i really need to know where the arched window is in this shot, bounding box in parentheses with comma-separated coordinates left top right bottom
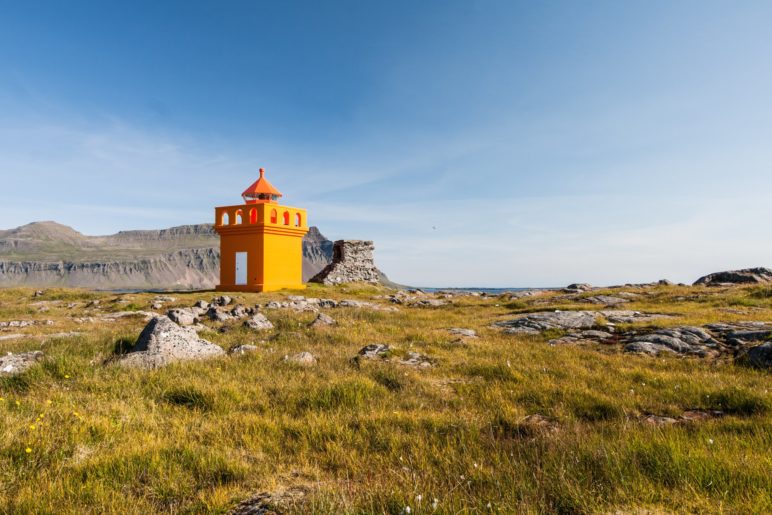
(221, 212, 230, 226)
(282, 211, 290, 225)
(249, 208, 257, 224)
(235, 210, 243, 225)
(270, 209, 277, 224)
(294, 213, 301, 227)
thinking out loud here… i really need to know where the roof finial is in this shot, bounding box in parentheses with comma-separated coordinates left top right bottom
(259, 167, 265, 177)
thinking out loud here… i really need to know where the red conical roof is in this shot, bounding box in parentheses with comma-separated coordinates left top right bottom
(241, 168, 282, 203)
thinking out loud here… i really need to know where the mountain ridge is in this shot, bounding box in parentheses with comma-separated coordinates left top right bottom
(0, 221, 334, 290)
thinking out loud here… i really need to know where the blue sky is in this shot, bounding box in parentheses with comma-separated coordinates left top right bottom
(1, 1, 771, 287)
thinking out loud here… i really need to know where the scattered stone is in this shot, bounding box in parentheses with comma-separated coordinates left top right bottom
(694, 267, 772, 286)
(117, 316, 225, 369)
(287, 295, 306, 302)
(229, 344, 259, 355)
(704, 322, 772, 350)
(85, 300, 101, 308)
(230, 304, 250, 318)
(33, 290, 45, 297)
(99, 311, 157, 322)
(283, 351, 317, 366)
(310, 240, 380, 285)
(153, 295, 177, 303)
(737, 342, 772, 369)
(207, 307, 233, 323)
(243, 313, 274, 330)
(583, 295, 630, 306)
(658, 279, 674, 286)
(399, 351, 435, 368)
(319, 299, 338, 308)
(357, 344, 391, 360)
(194, 300, 210, 310)
(265, 301, 284, 309)
(309, 312, 336, 328)
(0, 319, 55, 328)
(167, 308, 199, 327)
(213, 295, 233, 307)
(624, 326, 721, 357)
(150, 301, 164, 310)
(448, 328, 477, 338)
(0, 351, 43, 375)
(0, 334, 24, 342)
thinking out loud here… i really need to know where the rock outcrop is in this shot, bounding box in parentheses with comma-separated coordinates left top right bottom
(310, 240, 380, 285)
(694, 267, 772, 286)
(117, 316, 225, 369)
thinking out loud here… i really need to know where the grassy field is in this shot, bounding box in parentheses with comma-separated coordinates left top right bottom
(0, 284, 770, 513)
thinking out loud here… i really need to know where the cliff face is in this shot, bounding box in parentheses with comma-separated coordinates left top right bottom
(0, 222, 334, 290)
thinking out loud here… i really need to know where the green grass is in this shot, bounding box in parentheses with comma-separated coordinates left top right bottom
(0, 284, 770, 513)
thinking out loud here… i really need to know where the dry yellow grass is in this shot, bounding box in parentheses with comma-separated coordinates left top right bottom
(0, 284, 770, 513)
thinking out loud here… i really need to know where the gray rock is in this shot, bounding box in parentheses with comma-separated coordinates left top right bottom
(738, 342, 772, 369)
(117, 316, 224, 369)
(565, 283, 593, 292)
(213, 295, 233, 306)
(309, 312, 336, 328)
(495, 310, 599, 334)
(694, 267, 772, 286)
(287, 295, 306, 302)
(319, 299, 338, 308)
(583, 295, 630, 306)
(449, 328, 477, 338)
(357, 344, 391, 359)
(0, 351, 43, 375)
(230, 304, 250, 318)
(658, 279, 674, 286)
(229, 344, 259, 355)
(283, 351, 317, 366)
(207, 307, 233, 322)
(310, 240, 380, 285)
(413, 299, 447, 307)
(599, 310, 672, 324)
(243, 313, 274, 330)
(167, 308, 199, 326)
(399, 351, 435, 368)
(194, 300, 210, 309)
(624, 326, 721, 357)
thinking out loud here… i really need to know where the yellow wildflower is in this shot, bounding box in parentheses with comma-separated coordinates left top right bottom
(64, 375, 70, 379)
(29, 425, 36, 430)
(25, 448, 32, 454)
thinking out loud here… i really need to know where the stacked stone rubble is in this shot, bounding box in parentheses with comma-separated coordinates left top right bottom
(309, 240, 380, 285)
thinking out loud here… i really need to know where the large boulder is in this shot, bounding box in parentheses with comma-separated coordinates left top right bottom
(309, 240, 380, 285)
(167, 308, 199, 326)
(694, 267, 772, 286)
(117, 316, 225, 369)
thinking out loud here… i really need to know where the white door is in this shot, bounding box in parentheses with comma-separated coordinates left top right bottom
(235, 252, 247, 285)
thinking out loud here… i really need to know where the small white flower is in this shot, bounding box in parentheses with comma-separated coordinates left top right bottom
(708, 438, 714, 445)
(487, 502, 492, 509)
(404, 507, 412, 514)
(432, 498, 439, 509)
(416, 494, 422, 502)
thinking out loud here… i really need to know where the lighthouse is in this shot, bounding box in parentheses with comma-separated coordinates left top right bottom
(214, 168, 308, 292)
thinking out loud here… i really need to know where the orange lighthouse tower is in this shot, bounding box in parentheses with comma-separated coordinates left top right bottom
(214, 168, 308, 292)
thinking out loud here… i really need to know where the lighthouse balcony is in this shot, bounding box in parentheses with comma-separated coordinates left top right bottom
(215, 204, 307, 230)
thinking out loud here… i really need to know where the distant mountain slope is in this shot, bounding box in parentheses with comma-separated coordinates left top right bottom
(0, 221, 334, 290)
